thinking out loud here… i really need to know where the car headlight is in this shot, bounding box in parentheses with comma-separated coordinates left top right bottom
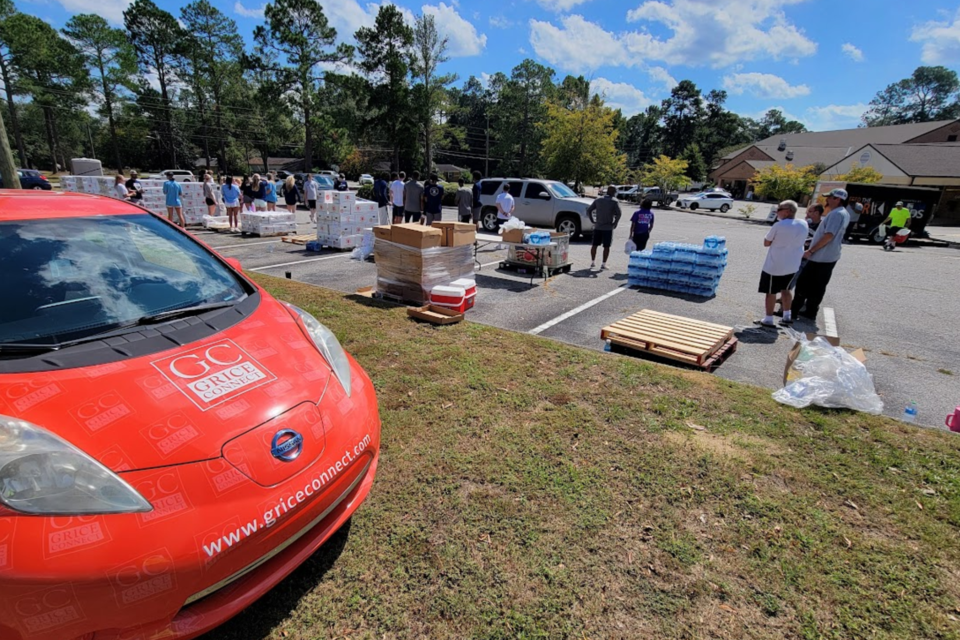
(286, 304, 352, 396)
(0, 416, 152, 515)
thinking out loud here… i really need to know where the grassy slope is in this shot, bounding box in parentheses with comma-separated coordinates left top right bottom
(213, 274, 960, 640)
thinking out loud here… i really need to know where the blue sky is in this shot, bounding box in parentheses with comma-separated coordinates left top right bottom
(21, 0, 960, 130)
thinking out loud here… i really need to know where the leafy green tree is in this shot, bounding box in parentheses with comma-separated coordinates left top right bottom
(697, 89, 753, 166)
(62, 14, 137, 170)
(4, 13, 89, 171)
(410, 13, 456, 174)
(641, 155, 692, 194)
(755, 109, 806, 139)
(540, 97, 625, 190)
(355, 4, 413, 171)
(254, 0, 352, 172)
(661, 80, 703, 157)
(124, 0, 185, 168)
(680, 142, 707, 182)
(826, 162, 884, 183)
(0, 0, 27, 166)
(862, 66, 960, 126)
(750, 163, 817, 201)
(180, 0, 244, 172)
(619, 105, 663, 169)
(489, 59, 554, 177)
(446, 75, 493, 174)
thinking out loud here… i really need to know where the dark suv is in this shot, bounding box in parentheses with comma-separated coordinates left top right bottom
(0, 169, 52, 190)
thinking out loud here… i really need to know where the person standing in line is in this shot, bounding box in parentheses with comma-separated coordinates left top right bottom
(113, 174, 129, 200)
(281, 176, 299, 214)
(628, 198, 655, 252)
(303, 173, 319, 223)
(403, 171, 424, 223)
(263, 172, 277, 211)
(791, 188, 851, 321)
(335, 173, 348, 191)
(843, 201, 862, 241)
(373, 172, 390, 225)
(423, 173, 444, 225)
(455, 178, 473, 223)
(471, 171, 483, 231)
(390, 171, 405, 224)
(221, 175, 241, 232)
(251, 174, 267, 211)
(240, 175, 255, 212)
(162, 171, 185, 227)
(586, 185, 622, 270)
(777, 203, 825, 315)
(203, 172, 218, 216)
(495, 181, 514, 230)
(881, 200, 912, 241)
(755, 200, 808, 328)
(125, 170, 143, 203)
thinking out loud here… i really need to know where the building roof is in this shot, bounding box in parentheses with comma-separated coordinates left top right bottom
(867, 143, 960, 178)
(721, 120, 958, 160)
(751, 145, 851, 168)
(435, 163, 465, 173)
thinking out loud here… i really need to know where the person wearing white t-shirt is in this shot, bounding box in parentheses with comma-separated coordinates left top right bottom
(390, 171, 405, 224)
(756, 199, 808, 328)
(495, 182, 515, 228)
(112, 174, 129, 200)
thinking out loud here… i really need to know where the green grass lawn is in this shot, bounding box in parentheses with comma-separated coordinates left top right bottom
(210, 274, 960, 640)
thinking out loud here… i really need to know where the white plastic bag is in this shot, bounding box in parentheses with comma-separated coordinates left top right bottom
(499, 217, 525, 234)
(772, 329, 883, 414)
(624, 239, 637, 254)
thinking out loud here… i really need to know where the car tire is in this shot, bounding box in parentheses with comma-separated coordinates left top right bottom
(481, 209, 499, 233)
(689, 203, 698, 211)
(869, 227, 885, 245)
(32, 185, 43, 190)
(719, 204, 730, 213)
(556, 214, 581, 239)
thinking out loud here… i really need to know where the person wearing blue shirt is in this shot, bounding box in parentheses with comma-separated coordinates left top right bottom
(373, 173, 390, 225)
(162, 172, 185, 227)
(263, 172, 278, 211)
(221, 175, 241, 232)
(423, 173, 445, 225)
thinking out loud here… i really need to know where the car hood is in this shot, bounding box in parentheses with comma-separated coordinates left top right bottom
(560, 197, 595, 209)
(0, 296, 334, 472)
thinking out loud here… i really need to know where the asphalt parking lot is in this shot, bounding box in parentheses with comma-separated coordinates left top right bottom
(192, 205, 960, 430)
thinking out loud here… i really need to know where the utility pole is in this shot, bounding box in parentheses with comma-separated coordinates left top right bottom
(485, 115, 489, 177)
(0, 107, 21, 189)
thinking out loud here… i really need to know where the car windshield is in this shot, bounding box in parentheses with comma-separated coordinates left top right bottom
(315, 176, 334, 188)
(0, 214, 247, 345)
(548, 183, 578, 198)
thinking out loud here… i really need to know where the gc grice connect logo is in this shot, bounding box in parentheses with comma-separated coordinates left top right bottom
(152, 339, 276, 410)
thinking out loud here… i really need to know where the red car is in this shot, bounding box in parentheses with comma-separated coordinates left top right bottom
(0, 191, 381, 640)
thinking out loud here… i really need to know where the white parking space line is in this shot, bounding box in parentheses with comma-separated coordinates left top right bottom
(212, 240, 282, 251)
(479, 260, 501, 268)
(249, 254, 352, 272)
(528, 285, 629, 335)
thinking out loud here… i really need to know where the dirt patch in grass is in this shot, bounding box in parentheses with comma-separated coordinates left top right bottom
(203, 275, 960, 640)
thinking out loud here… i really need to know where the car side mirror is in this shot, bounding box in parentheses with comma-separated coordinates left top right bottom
(224, 257, 242, 271)
(537, 192, 550, 200)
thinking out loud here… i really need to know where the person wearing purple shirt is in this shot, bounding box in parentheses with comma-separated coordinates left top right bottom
(629, 198, 655, 251)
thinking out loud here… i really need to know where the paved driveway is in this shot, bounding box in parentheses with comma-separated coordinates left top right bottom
(194, 205, 960, 430)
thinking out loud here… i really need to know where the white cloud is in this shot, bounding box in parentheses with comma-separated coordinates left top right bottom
(479, 72, 492, 87)
(911, 8, 960, 64)
(803, 103, 868, 131)
(841, 43, 864, 62)
(234, 1, 264, 18)
(53, 0, 130, 25)
(722, 72, 810, 99)
(530, 1, 816, 71)
(591, 78, 652, 116)
(648, 66, 677, 90)
(536, 0, 592, 11)
(489, 14, 514, 28)
(422, 2, 487, 57)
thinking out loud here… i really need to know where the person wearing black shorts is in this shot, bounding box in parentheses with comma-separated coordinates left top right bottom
(755, 200, 808, 327)
(586, 186, 622, 270)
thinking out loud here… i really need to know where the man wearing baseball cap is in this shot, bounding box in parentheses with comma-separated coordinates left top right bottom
(881, 200, 912, 241)
(790, 187, 850, 321)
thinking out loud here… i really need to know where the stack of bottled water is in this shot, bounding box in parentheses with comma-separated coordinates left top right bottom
(627, 236, 727, 297)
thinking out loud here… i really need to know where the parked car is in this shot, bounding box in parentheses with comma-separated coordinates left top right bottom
(0, 168, 52, 190)
(0, 190, 381, 640)
(476, 178, 597, 239)
(359, 174, 374, 186)
(677, 191, 734, 212)
(317, 170, 337, 179)
(640, 186, 679, 206)
(150, 170, 196, 182)
(293, 173, 335, 203)
(616, 185, 640, 201)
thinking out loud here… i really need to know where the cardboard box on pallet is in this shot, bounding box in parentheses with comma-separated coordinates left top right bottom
(391, 223, 442, 249)
(431, 221, 476, 247)
(374, 239, 474, 304)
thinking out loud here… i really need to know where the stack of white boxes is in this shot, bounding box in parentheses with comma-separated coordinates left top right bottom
(60, 176, 209, 225)
(316, 191, 380, 249)
(240, 211, 298, 237)
(203, 215, 231, 230)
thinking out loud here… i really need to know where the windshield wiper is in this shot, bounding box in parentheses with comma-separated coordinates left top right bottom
(0, 341, 62, 355)
(137, 300, 239, 325)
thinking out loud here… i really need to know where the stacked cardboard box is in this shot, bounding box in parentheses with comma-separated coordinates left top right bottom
(203, 215, 231, 230)
(60, 176, 209, 225)
(240, 211, 298, 237)
(373, 223, 474, 303)
(316, 192, 383, 249)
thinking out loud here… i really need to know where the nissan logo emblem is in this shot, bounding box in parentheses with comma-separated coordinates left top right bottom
(270, 429, 303, 462)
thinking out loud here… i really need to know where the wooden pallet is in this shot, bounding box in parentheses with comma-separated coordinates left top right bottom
(601, 309, 735, 369)
(281, 234, 316, 245)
